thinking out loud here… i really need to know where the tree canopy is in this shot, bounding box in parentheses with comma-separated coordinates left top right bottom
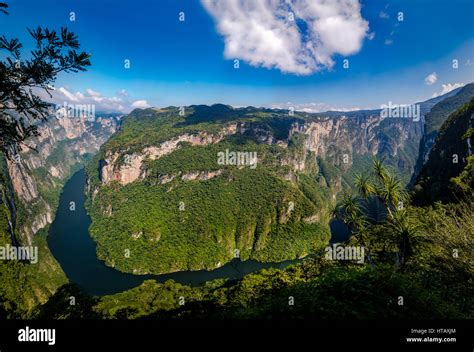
(0, 2, 90, 158)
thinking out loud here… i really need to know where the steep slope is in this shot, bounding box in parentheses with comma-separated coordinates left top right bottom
(7, 113, 120, 245)
(412, 98, 474, 204)
(0, 112, 120, 317)
(410, 83, 474, 186)
(86, 104, 424, 275)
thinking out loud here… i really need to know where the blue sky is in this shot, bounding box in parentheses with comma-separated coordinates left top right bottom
(2, 0, 474, 112)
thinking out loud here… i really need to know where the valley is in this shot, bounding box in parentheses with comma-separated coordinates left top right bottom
(85, 103, 423, 275)
(0, 85, 472, 319)
(0, 112, 120, 316)
(0, 0, 473, 344)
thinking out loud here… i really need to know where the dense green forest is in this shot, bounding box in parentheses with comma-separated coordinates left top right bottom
(413, 98, 474, 204)
(1, 98, 472, 320)
(85, 102, 426, 274)
(35, 156, 474, 319)
(0, 0, 472, 326)
(33, 100, 473, 320)
(87, 142, 333, 274)
(0, 156, 67, 318)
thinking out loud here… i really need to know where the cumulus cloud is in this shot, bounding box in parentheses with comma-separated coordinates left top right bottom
(85, 88, 101, 98)
(131, 100, 151, 108)
(424, 72, 438, 85)
(58, 87, 81, 102)
(201, 0, 369, 75)
(36, 87, 146, 112)
(431, 83, 464, 98)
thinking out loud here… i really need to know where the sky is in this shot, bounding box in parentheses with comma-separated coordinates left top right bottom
(1, 0, 474, 112)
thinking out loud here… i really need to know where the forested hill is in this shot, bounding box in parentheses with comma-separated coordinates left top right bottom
(410, 83, 474, 185)
(34, 101, 474, 319)
(86, 101, 425, 275)
(413, 98, 474, 205)
(0, 112, 119, 318)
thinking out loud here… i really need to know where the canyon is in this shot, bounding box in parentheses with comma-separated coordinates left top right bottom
(2, 84, 472, 267)
(84, 104, 427, 275)
(0, 84, 472, 317)
(5, 113, 120, 245)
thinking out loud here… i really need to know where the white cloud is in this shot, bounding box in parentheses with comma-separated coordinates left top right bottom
(384, 39, 393, 45)
(271, 102, 367, 113)
(201, 0, 369, 75)
(424, 72, 438, 85)
(117, 89, 129, 97)
(367, 32, 375, 40)
(431, 83, 464, 98)
(58, 87, 81, 102)
(37, 87, 144, 112)
(131, 100, 150, 108)
(86, 88, 101, 97)
(379, 11, 390, 19)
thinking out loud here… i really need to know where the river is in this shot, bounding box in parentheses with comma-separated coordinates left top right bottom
(48, 169, 320, 296)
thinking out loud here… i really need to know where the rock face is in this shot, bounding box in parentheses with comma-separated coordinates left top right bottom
(7, 113, 120, 244)
(287, 115, 422, 176)
(99, 124, 238, 185)
(7, 160, 39, 203)
(180, 169, 224, 181)
(84, 104, 433, 275)
(410, 83, 474, 186)
(97, 112, 423, 189)
(413, 98, 474, 204)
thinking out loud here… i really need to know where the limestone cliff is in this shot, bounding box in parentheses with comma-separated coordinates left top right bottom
(97, 110, 422, 190)
(6, 113, 120, 244)
(84, 105, 426, 275)
(99, 124, 238, 185)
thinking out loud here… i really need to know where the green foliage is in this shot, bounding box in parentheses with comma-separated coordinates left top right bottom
(334, 158, 422, 270)
(424, 83, 474, 134)
(451, 155, 474, 196)
(0, 154, 68, 318)
(33, 160, 474, 320)
(33, 284, 98, 319)
(317, 156, 339, 186)
(413, 98, 474, 204)
(82, 249, 471, 319)
(27, 103, 474, 321)
(0, 228, 67, 318)
(88, 166, 330, 274)
(0, 13, 90, 158)
(86, 108, 338, 274)
(95, 280, 204, 319)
